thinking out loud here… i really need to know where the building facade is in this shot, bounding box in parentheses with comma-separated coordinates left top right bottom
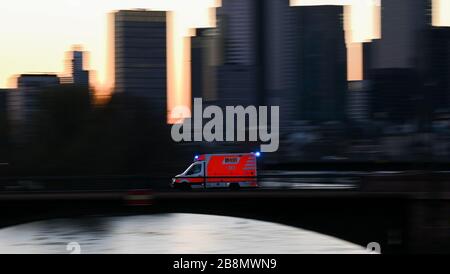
(216, 0, 266, 107)
(114, 10, 167, 117)
(71, 50, 90, 87)
(10, 74, 60, 143)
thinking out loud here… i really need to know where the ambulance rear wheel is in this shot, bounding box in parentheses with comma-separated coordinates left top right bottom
(229, 183, 240, 191)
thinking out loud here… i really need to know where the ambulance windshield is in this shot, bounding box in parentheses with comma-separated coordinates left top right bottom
(184, 163, 202, 176)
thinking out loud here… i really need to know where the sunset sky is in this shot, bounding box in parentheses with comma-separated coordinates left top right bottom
(0, 0, 449, 118)
(0, 0, 219, 90)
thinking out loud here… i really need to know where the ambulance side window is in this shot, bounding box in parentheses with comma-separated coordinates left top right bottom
(186, 163, 202, 176)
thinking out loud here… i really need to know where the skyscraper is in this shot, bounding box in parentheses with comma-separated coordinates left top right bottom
(0, 89, 8, 161)
(427, 27, 450, 115)
(70, 49, 90, 87)
(114, 10, 167, 116)
(264, 2, 348, 124)
(219, 0, 258, 66)
(17, 74, 60, 91)
(264, 0, 299, 126)
(191, 27, 222, 103)
(216, 0, 266, 107)
(369, 0, 430, 70)
(295, 5, 348, 122)
(10, 74, 60, 143)
(367, 0, 431, 123)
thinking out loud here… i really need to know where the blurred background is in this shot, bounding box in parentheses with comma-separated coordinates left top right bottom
(1, 0, 450, 176)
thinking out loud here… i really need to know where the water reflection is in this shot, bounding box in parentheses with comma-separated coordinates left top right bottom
(0, 214, 370, 254)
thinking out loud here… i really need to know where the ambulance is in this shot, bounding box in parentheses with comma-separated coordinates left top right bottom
(171, 153, 259, 190)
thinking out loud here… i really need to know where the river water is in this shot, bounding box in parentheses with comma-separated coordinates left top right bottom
(0, 213, 370, 254)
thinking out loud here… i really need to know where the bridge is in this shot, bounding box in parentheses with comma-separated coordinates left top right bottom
(1, 171, 450, 254)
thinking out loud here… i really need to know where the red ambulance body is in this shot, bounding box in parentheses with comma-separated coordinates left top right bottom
(171, 153, 259, 189)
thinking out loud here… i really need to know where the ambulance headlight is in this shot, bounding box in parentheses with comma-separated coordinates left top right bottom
(255, 152, 261, 157)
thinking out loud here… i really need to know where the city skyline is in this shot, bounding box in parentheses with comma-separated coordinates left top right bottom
(0, 0, 219, 92)
(0, 0, 449, 120)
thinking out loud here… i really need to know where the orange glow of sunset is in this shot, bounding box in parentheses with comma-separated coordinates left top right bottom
(347, 43, 363, 81)
(166, 1, 220, 123)
(433, 0, 450, 26)
(0, 0, 220, 123)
